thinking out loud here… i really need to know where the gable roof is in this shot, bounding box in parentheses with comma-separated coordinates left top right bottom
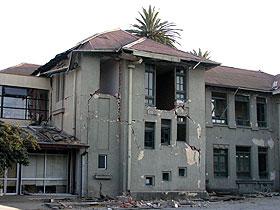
(34, 29, 219, 75)
(205, 66, 276, 92)
(1, 63, 40, 76)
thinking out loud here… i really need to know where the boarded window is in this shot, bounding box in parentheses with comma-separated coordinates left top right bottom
(161, 119, 171, 145)
(236, 146, 251, 178)
(235, 95, 250, 126)
(211, 92, 227, 124)
(214, 148, 228, 177)
(144, 122, 155, 149)
(257, 97, 267, 127)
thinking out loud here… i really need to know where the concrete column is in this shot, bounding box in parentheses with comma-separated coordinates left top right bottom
(205, 88, 213, 128)
(250, 94, 258, 131)
(251, 145, 259, 180)
(228, 91, 236, 129)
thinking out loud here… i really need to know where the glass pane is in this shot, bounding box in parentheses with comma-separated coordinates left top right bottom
(21, 180, 44, 194)
(4, 87, 27, 96)
(3, 108, 25, 119)
(46, 154, 68, 178)
(22, 155, 44, 178)
(3, 97, 26, 108)
(45, 180, 67, 193)
(6, 181, 17, 193)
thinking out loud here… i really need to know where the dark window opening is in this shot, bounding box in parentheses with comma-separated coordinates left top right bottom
(257, 97, 267, 128)
(145, 64, 156, 106)
(144, 122, 155, 149)
(235, 95, 250, 126)
(236, 146, 251, 178)
(176, 68, 186, 102)
(56, 73, 64, 102)
(0, 85, 48, 121)
(177, 116, 186, 141)
(178, 167, 187, 177)
(214, 148, 228, 177)
(211, 92, 227, 124)
(98, 154, 107, 169)
(145, 176, 154, 186)
(100, 59, 119, 95)
(161, 119, 171, 145)
(258, 147, 268, 179)
(162, 171, 171, 181)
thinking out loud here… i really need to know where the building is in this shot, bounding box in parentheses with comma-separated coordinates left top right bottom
(0, 29, 279, 197)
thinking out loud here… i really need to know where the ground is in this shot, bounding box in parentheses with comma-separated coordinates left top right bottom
(0, 196, 280, 210)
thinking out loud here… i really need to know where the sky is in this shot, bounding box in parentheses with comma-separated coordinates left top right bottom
(0, 0, 279, 75)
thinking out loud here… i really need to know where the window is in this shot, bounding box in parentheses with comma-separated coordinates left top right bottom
(211, 92, 227, 124)
(162, 171, 171, 181)
(177, 116, 186, 141)
(235, 95, 250, 126)
(98, 155, 107, 169)
(178, 167, 187, 177)
(257, 97, 267, 128)
(176, 68, 186, 102)
(236, 146, 251, 178)
(144, 122, 155, 149)
(145, 65, 155, 106)
(258, 147, 268, 179)
(145, 176, 154, 186)
(161, 119, 171, 145)
(213, 148, 228, 177)
(0, 86, 48, 121)
(56, 73, 64, 102)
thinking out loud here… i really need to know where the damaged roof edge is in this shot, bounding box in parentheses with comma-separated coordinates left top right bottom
(206, 83, 273, 93)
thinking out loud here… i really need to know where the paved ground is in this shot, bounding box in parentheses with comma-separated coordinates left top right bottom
(0, 196, 280, 210)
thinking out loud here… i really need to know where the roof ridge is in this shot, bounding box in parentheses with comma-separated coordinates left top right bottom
(218, 65, 275, 76)
(76, 28, 122, 46)
(123, 37, 147, 49)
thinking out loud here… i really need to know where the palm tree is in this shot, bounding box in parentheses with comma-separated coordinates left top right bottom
(129, 5, 182, 47)
(191, 48, 211, 59)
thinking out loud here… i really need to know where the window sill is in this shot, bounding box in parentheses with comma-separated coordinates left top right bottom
(214, 176, 229, 179)
(236, 126, 252, 129)
(213, 124, 229, 127)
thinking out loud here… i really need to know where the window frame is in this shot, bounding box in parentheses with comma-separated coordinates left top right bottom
(256, 97, 267, 128)
(175, 68, 186, 102)
(145, 176, 155, 186)
(144, 122, 155, 149)
(235, 95, 250, 126)
(213, 148, 229, 178)
(211, 92, 228, 124)
(162, 171, 171, 181)
(98, 154, 107, 170)
(161, 119, 171, 145)
(258, 147, 268, 179)
(177, 116, 186, 141)
(0, 85, 48, 120)
(145, 64, 156, 106)
(236, 146, 251, 179)
(178, 167, 187, 177)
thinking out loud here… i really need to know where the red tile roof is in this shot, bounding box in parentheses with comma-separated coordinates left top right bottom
(205, 66, 275, 91)
(0, 63, 40, 76)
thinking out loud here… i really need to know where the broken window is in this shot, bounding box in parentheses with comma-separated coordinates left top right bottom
(100, 59, 119, 95)
(144, 122, 155, 149)
(236, 146, 251, 178)
(162, 171, 171, 181)
(177, 116, 186, 141)
(178, 167, 187, 177)
(145, 176, 155, 186)
(55, 73, 64, 102)
(145, 64, 156, 106)
(161, 119, 171, 145)
(213, 148, 228, 177)
(0, 86, 48, 121)
(211, 92, 227, 124)
(235, 95, 250, 126)
(176, 68, 186, 102)
(258, 147, 268, 179)
(98, 154, 107, 169)
(257, 97, 267, 128)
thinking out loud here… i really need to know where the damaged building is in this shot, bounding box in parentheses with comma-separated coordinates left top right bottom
(0, 29, 280, 197)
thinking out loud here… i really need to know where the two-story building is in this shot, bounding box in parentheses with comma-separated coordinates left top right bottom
(1, 29, 279, 197)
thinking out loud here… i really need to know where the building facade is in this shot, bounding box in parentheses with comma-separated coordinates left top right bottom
(1, 29, 280, 197)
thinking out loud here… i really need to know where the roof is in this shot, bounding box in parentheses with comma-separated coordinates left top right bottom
(34, 29, 219, 75)
(1, 63, 40, 76)
(24, 125, 88, 149)
(205, 66, 276, 92)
